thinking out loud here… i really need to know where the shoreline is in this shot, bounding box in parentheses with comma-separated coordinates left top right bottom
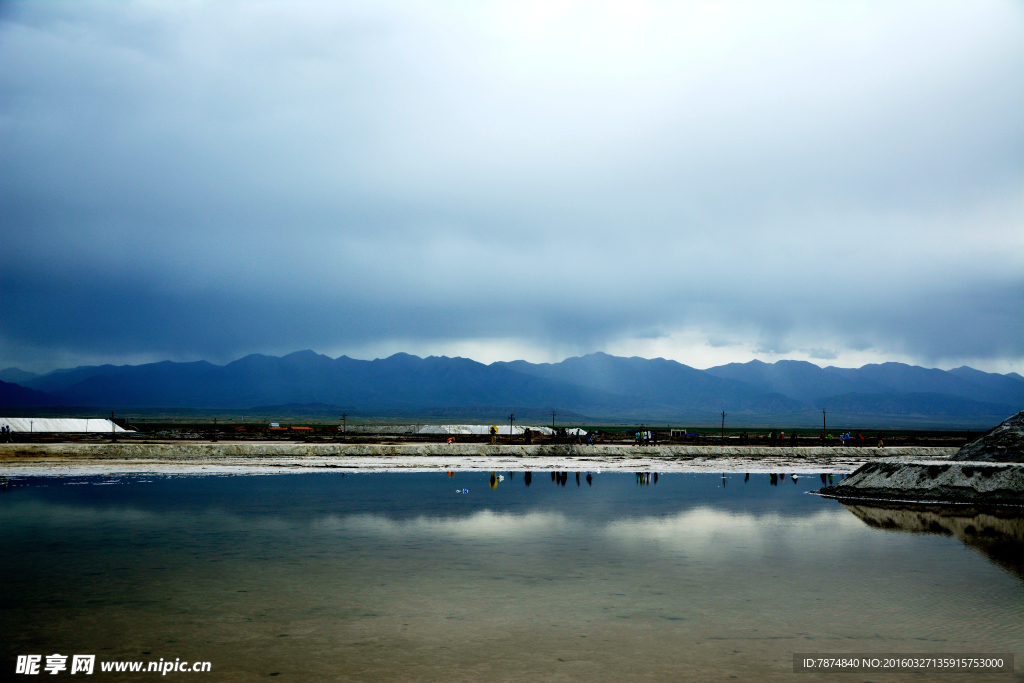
(819, 458, 1024, 507)
(0, 442, 958, 477)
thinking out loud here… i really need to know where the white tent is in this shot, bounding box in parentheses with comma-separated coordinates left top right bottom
(0, 417, 129, 433)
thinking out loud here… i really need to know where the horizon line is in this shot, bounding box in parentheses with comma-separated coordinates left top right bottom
(3, 349, 1021, 379)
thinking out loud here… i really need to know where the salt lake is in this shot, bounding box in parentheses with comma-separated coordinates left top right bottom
(1, 471, 1021, 681)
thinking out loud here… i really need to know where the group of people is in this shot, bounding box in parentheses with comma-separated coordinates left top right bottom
(1, 424, 11, 442)
(821, 432, 864, 445)
(634, 429, 656, 446)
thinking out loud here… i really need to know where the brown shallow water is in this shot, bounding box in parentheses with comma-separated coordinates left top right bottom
(1, 472, 1021, 681)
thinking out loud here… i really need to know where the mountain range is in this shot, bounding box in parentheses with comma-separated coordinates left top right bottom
(1, 351, 1021, 428)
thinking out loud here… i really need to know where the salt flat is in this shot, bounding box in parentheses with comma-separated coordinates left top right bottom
(0, 442, 958, 477)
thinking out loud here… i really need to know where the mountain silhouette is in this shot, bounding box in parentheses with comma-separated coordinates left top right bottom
(0, 351, 1019, 425)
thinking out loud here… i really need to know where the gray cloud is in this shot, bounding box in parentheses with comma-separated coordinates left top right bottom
(1, 1, 1022, 372)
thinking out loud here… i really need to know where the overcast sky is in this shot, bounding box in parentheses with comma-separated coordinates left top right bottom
(1, 1, 1022, 374)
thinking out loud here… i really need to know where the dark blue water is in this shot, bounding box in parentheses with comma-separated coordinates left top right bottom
(1, 472, 1020, 681)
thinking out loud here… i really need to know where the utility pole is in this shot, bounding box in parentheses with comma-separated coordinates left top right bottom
(721, 411, 726, 443)
(509, 412, 515, 443)
(212, 417, 218, 443)
(823, 409, 826, 435)
(341, 413, 347, 434)
(551, 411, 556, 430)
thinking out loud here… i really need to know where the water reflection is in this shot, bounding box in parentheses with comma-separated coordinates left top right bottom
(635, 472, 657, 486)
(1, 473, 1021, 682)
(842, 502, 1024, 580)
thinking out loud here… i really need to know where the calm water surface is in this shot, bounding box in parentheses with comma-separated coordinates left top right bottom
(1, 472, 1021, 682)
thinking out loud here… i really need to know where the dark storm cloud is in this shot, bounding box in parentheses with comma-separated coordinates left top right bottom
(1, 1, 1022, 371)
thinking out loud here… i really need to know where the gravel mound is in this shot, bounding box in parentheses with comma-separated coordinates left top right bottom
(952, 411, 1024, 463)
(821, 460, 1024, 505)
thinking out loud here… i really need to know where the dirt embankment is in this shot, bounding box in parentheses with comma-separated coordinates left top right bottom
(0, 442, 959, 477)
(0, 442, 960, 460)
(821, 460, 1024, 505)
(820, 412, 1024, 505)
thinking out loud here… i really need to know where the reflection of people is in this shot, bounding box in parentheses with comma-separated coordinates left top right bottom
(524, 472, 532, 486)
(586, 473, 592, 486)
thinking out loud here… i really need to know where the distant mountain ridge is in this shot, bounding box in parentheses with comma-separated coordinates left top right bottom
(0, 367, 40, 384)
(703, 359, 1022, 407)
(0, 351, 1020, 427)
